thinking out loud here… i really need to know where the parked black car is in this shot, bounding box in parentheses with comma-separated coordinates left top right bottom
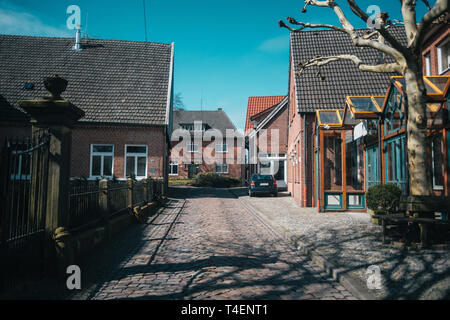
(248, 174, 278, 197)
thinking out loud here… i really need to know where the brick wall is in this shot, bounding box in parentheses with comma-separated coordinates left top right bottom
(71, 123, 167, 180)
(422, 27, 450, 76)
(287, 60, 315, 208)
(257, 105, 288, 155)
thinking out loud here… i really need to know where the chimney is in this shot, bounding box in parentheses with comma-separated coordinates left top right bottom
(73, 25, 82, 51)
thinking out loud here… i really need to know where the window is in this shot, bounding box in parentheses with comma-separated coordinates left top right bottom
(90, 145, 114, 178)
(215, 163, 228, 174)
(181, 123, 208, 131)
(431, 135, 444, 190)
(215, 142, 228, 153)
(424, 53, 431, 76)
(169, 162, 178, 176)
(437, 37, 450, 74)
(187, 142, 199, 153)
(125, 145, 147, 179)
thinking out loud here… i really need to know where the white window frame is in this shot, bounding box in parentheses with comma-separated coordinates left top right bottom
(431, 138, 444, 190)
(169, 162, 179, 176)
(437, 37, 450, 75)
(187, 142, 199, 153)
(124, 145, 148, 180)
(215, 142, 228, 153)
(215, 163, 229, 174)
(424, 52, 431, 76)
(90, 144, 114, 179)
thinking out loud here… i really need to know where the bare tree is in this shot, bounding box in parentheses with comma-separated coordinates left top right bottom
(174, 92, 185, 110)
(280, 0, 448, 197)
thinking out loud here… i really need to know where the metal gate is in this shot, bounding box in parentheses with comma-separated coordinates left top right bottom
(0, 128, 50, 294)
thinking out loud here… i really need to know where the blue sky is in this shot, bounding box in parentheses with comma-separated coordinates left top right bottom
(0, 0, 431, 131)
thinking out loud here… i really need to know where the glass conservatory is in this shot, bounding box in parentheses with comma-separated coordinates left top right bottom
(313, 75, 450, 212)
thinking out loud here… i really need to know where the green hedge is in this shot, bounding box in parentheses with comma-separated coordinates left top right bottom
(366, 183, 402, 214)
(195, 173, 240, 188)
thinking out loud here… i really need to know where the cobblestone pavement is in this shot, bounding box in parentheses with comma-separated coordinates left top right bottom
(234, 189, 450, 300)
(75, 187, 355, 300)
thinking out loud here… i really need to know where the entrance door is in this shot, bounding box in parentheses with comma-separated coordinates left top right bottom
(366, 144, 380, 190)
(187, 164, 198, 178)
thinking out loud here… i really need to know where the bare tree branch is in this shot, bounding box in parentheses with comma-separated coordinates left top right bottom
(281, 0, 406, 63)
(279, 17, 347, 33)
(296, 54, 403, 76)
(420, 0, 432, 11)
(414, 0, 449, 50)
(346, 0, 410, 57)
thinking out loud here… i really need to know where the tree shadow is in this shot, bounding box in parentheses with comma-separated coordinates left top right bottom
(290, 224, 450, 300)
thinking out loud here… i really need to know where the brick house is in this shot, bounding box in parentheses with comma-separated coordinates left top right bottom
(422, 15, 450, 77)
(0, 35, 174, 183)
(244, 96, 288, 189)
(169, 109, 244, 181)
(287, 27, 407, 208)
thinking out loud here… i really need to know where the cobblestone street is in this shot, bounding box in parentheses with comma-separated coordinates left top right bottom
(72, 187, 355, 300)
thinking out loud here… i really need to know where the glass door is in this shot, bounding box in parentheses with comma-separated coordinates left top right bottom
(384, 134, 407, 194)
(366, 144, 380, 190)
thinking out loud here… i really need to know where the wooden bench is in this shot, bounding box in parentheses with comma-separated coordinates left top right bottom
(372, 213, 450, 246)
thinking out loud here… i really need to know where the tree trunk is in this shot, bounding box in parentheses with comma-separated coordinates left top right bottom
(404, 63, 432, 196)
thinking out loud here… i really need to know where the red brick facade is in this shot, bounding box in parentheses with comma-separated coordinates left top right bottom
(0, 121, 169, 181)
(71, 124, 168, 180)
(422, 26, 450, 76)
(287, 57, 315, 208)
(169, 138, 244, 181)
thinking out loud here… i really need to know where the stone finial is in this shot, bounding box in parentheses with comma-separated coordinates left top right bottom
(43, 74, 68, 100)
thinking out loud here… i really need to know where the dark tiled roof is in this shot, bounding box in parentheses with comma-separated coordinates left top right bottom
(0, 35, 173, 125)
(290, 26, 407, 113)
(172, 110, 237, 134)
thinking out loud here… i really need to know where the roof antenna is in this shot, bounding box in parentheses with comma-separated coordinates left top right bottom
(143, 0, 148, 41)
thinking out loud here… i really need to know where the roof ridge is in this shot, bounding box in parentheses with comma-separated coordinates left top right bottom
(0, 33, 172, 46)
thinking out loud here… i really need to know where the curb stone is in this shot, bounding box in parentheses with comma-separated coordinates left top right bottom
(228, 188, 378, 300)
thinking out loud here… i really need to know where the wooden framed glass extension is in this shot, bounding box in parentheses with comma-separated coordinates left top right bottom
(315, 108, 367, 211)
(313, 76, 450, 212)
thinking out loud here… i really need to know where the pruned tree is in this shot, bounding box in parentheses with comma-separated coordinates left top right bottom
(279, 0, 448, 197)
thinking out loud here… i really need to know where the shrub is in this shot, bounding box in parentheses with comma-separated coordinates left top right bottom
(195, 172, 240, 188)
(366, 184, 402, 214)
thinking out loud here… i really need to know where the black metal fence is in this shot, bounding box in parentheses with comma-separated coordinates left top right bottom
(67, 178, 165, 232)
(0, 129, 50, 293)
